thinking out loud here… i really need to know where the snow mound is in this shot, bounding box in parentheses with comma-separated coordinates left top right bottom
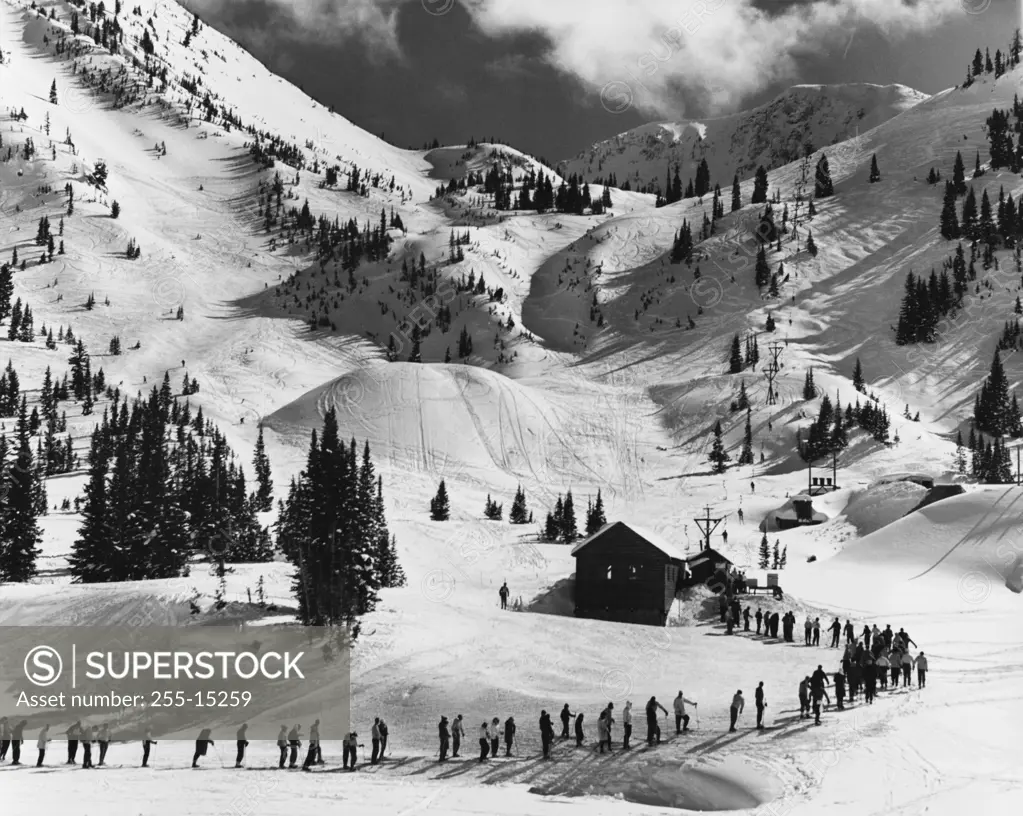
(265, 362, 606, 490)
(841, 480, 928, 535)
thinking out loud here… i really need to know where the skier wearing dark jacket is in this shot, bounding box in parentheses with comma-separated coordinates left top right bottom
(833, 671, 846, 710)
(754, 682, 766, 729)
(645, 697, 667, 745)
(560, 704, 574, 738)
(235, 724, 249, 768)
(438, 716, 450, 762)
(504, 717, 516, 756)
(539, 711, 555, 758)
(574, 712, 585, 746)
(192, 729, 213, 768)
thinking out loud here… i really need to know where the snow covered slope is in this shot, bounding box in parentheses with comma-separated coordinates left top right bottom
(559, 83, 929, 191)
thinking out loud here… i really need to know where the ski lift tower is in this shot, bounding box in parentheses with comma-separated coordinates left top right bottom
(764, 341, 784, 405)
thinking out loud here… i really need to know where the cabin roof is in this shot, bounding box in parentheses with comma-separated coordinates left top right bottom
(684, 547, 733, 568)
(571, 520, 686, 562)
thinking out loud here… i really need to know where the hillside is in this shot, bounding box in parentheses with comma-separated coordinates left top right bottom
(558, 83, 929, 192)
(1, 1, 1022, 815)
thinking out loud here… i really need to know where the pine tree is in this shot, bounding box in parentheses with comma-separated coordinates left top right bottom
(708, 420, 730, 474)
(729, 334, 743, 373)
(0, 399, 41, 582)
(802, 367, 816, 400)
(586, 488, 606, 534)
(483, 494, 503, 520)
(758, 534, 770, 569)
(429, 479, 450, 521)
(952, 151, 967, 196)
(779, 545, 787, 568)
(814, 154, 834, 198)
(954, 429, 967, 474)
(940, 181, 961, 239)
(561, 489, 577, 542)
(755, 244, 770, 288)
(853, 358, 864, 392)
(751, 166, 768, 204)
(868, 154, 881, 183)
(771, 540, 780, 570)
(806, 230, 817, 257)
(765, 313, 776, 332)
(509, 485, 528, 524)
(738, 408, 754, 465)
(731, 173, 741, 212)
(49, 79, 57, 105)
(253, 426, 273, 511)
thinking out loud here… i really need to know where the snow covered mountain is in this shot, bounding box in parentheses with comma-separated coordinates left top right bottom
(558, 83, 929, 191)
(2, 1, 1023, 814)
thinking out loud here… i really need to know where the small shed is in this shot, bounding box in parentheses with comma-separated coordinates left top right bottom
(571, 521, 685, 626)
(682, 547, 734, 590)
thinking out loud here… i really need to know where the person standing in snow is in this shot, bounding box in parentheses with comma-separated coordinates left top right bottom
(574, 712, 585, 747)
(673, 690, 697, 734)
(621, 702, 633, 749)
(452, 714, 464, 758)
(863, 657, 877, 704)
(97, 723, 110, 766)
(81, 724, 94, 769)
(882, 624, 894, 650)
(378, 719, 387, 761)
(235, 724, 249, 768)
(844, 620, 855, 645)
(438, 716, 450, 762)
(804, 615, 813, 646)
(490, 717, 501, 758)
(36, 725, 51, 767)
(725, 605, 735, 635)
(755, 608, 763, 634)
(916, 652, 928, 687)
(66, 720, 82, 765)
(504, 717, 516, 756)
(560, 704, 574, 739)
(829, 618, 841, 647)
(192, 728, 213, 769)
(312, 718, 324, 764)
(303, 721, 320, 770)
(645, 697, 667, 745)
(276, 725, 288, 768)
(901, 650, 915, 687)
(0, 717, 10, 762)
(729, 690, 745, 732)
(596, 711, 609, 754)
(10, 720, 26, 765)
(876, 653, 890, 690)
(371, 718, 382, 764)
(771, 611, 780, 638)
(812, 617, 821, 646)
(499, 582, 510, 610)
(540, 710, 555, 759)
(811, 685, 827, 725)
(798, 676, 811, 719)
(479, 721, 490, 762)
(754, 682, 766, 730)
(738, 508, 744, 524)
(344, 732, 363, 770)
(833, 669, 846, 710)
(862, 625, 872, 650)
(287, 724, 302, 768)
(141, 727, 156, 768)
(743, 606, 751, 632)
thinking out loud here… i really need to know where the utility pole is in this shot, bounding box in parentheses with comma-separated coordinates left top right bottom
(764, 341, 783, 405)
(693, 505, 725, 552)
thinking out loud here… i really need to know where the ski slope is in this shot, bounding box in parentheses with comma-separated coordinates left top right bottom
(2, 1, 1023, 814)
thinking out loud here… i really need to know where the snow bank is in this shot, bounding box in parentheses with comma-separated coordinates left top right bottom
(841, 480, 927, 535)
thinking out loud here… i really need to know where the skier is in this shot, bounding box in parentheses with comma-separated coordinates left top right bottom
(829, 617, 841, 648)
(311, 718, 324, 764)
(798, 676, 811, 719)
(371, 718, 382, 764)
(438, 716, 450, 762)
(96, 723, 110, 766)
(141, 727, 156, 767)
(10, 720, 26, 765)
(738, 508, 744, 524)
(0, 717, 9, 762)
(81, 724, 94, 769)
(882, 624, 894, 650)
(812, 617, 821, 646)
(743, 606, 751, 631)
(898, 628, 917, 649)
(596, 711, 609, 754)
(876, 653, 890, 690)
(192, 728, 213, 769)
(66, 720, 82, 764)
(729, 690, 745, 732)
(811, 685, 827, 725)
(754, 682, 766, 730)
(804, 615, 813, 646)
(574, 712, 585, 747)
(343, 731, 363, 770)
(771, 611, 780, 638)
(452, 714, 464, 758)
(916, 652, 928, 687)
(302, 721, 320, 770)
(560, 704, 574, 738)
(602, 702, 615, 748)
(725, 605, 735, 635)
(504, 717, 516, 756)
(236, 724, 249, 768)
(288, 724, 302, 768)
(621, 701, 633, 749)
(378, 720, 387, 760)
(863, 657, 877, 704)
(276, 725, 288, 768)
(750, 481, 755, 493)
(673, 690, 697, 734)
(833, 669, 846, 710)
(499, 581, 510, 610)
(479, 721, 490, 762)
(844, 619, 855, 645)
(862, 624, 872, 650)
(901, 650, 915, 687)
(645, 697, 667, 745)
(540, 710, 555, 758)
(755, 608, 763, 634)
(36, 724, 50, 767)
(490, 717, 500, 758)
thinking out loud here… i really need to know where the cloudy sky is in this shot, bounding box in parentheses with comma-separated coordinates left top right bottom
(187, 0, 1021, 161)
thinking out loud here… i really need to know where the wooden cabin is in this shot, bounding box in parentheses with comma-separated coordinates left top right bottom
(571, 521, 685, 626)
(681, 547, 734, 590)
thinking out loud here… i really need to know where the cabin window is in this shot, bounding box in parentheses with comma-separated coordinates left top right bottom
(628, 565, 638, 581)
(606, 565, 613, 581)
